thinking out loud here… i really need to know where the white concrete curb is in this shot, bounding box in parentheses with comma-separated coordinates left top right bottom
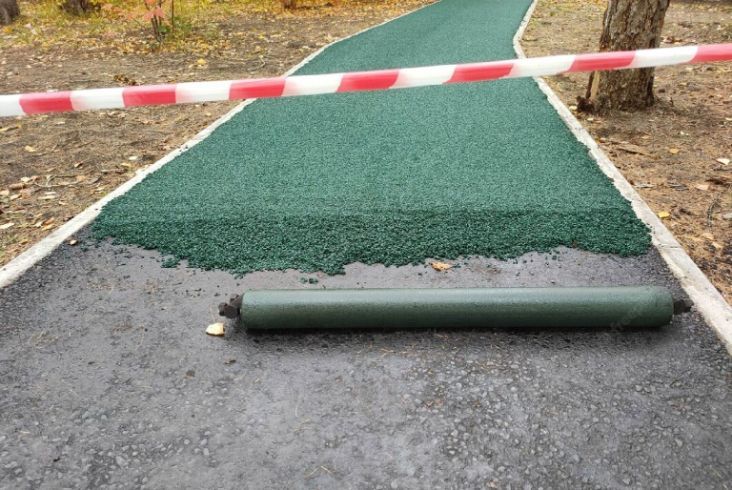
(0, 2, 433, 291)
(514, 0, 732, 353)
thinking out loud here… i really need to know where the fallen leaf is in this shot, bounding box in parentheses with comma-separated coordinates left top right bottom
(68, 239, 78, 246)
(206, 322, 225, 337)
(0, 222, 14, 230)
(722, 212, 732, 220)
(667, 182, 687, 190)
(716, 157, 730, 165)
(694, 183, 709, 191)
(24, 145, 37, 153)
(430, 261, 453, 272)
(708, 176, 732, 186)
(617, 143, 651, 156)
(658, 211, 671, 219)
(668, 148, 680, 155)
(634, 183, 655, 189)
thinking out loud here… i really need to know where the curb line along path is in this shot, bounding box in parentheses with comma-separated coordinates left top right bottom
(92, 0, 651, 274)
(512, 0, 732, 352)
(1, 1, 731, 487)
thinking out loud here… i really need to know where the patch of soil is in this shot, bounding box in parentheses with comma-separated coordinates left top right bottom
(0, 0, 432, 266)
(524, 0, 732, 303)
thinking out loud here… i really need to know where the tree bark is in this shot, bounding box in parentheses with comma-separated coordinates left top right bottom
(60, 0, 97, 15)
(0, 0, 20, 25)
(585, 0, 670, 111)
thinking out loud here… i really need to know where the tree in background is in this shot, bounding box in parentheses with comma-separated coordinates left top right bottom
(60, 0, 97, 15)
(583, 0, 671, 111)
(0, 0, 20, 25)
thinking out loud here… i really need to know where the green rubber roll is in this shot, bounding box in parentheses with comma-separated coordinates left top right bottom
(239, 286, 674, 330)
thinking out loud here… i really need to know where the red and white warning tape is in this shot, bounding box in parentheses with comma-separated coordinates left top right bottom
(1, 44, 731, 117)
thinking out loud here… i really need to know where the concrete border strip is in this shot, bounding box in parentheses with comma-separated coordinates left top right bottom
(0, 2, 433, 290)
(514, 0, 732, 352)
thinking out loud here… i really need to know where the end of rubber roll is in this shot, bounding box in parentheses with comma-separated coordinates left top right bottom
(673, 298, 694, 315)
(218, 294, 242, 319)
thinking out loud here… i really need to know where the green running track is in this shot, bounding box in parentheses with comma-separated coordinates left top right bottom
(93, 0, 650, 274)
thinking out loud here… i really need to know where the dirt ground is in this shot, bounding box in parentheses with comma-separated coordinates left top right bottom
(0, 0, 432, 265)
(1, 0, 731, 303)
(524, 0, 732, 302)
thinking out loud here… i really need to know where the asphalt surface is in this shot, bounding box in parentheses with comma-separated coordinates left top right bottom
(1, 0, 730, 488)
(93, 0, 649, 275)
(0, 236, 731, 489)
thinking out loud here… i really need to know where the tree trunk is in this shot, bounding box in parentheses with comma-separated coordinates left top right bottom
(0, 0, 20, 25)
(60, 0, 96, 15)
(585, 0, 670, 111)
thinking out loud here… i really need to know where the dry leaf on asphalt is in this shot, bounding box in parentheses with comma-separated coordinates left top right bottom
(658, 211, 671, 219)
(716, 158, 730, 165)
(430, 261, 453, 271)
(668, 148, 680, 155)
(206, 322, 225, 336)
(0, 223, 15, 230)
(694, 184, 710, 191)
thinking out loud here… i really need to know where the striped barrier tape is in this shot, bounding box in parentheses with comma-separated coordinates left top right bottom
(1, 43, 731, 118)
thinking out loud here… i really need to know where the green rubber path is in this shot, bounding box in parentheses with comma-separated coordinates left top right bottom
(93, 0, 650, 274)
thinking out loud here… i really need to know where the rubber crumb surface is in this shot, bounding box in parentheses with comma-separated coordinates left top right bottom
(93, 0, 650, 274)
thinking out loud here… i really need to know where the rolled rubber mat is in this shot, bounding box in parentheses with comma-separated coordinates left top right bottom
(93, 0, 650, 274)
(238, 287, 674, 330)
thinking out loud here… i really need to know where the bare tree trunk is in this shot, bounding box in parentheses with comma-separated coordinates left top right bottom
(60, 0, 97, 15)
(0, 0, 20, 25)
(584, 0, 670, 111)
